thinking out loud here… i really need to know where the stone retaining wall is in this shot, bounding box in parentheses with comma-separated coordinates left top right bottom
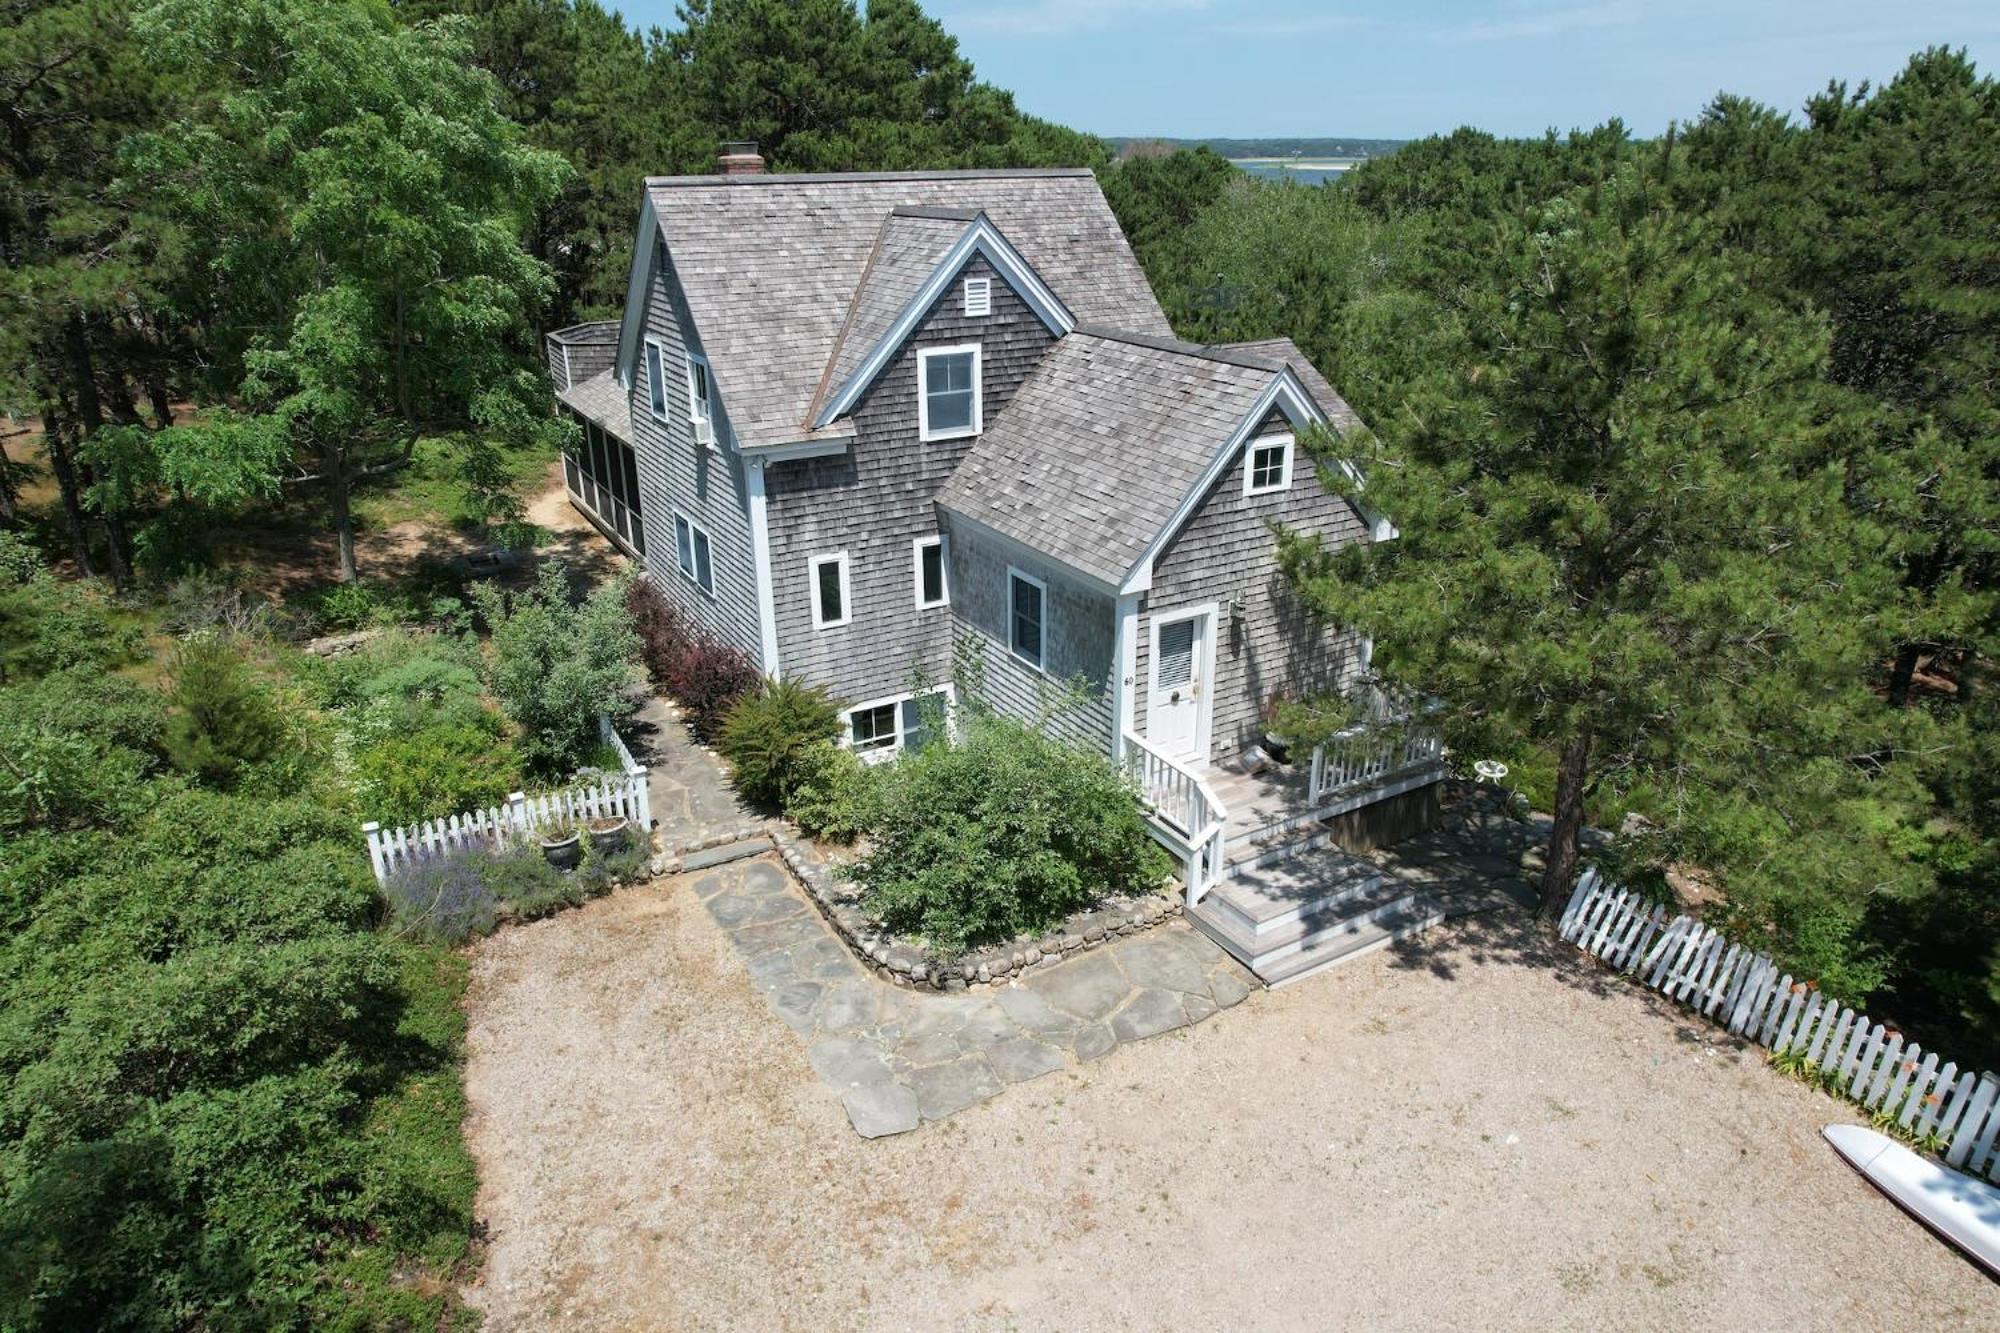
(769, 829, 1183, 992)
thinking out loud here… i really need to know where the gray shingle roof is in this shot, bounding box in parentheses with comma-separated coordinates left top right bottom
(1215, 338, 1362, 433)
(937, 330, 1282, 588)
(811, 210, 970, 419)
(644, 169, 1169, 449)
(556, 368, 632, 443)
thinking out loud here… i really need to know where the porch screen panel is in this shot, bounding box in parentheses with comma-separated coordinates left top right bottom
(1157, 619, 1195, 687)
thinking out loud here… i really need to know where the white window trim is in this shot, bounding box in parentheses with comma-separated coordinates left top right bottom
(962, 276, 991, 317)
(1243, 432, 1294, 497)
(672, 511, 714, 596)
(808, 551, 852, 630)
(917, 343, 983, 443)
(685, 350, 714, 447)
(912, 535, 949, 609)
(839, 685, 958, 763)
(1007, 565, 1048, 671)
(644, 337, 670, 424)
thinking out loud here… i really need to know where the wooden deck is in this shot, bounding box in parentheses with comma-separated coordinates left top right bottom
(1204, 762, 1320, 847)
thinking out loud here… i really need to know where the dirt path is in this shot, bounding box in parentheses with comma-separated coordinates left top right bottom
(460, 881, 1994, 1331)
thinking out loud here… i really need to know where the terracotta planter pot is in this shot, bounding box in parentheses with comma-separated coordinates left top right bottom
(540, 832, 582, 872)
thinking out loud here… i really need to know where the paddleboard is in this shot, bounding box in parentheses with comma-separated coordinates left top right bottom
(1823, 1123, 2000, 1278)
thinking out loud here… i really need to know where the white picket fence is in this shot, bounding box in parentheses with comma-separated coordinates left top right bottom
(1560, 869, 2000, 1181)
(362, 714, 652, 884)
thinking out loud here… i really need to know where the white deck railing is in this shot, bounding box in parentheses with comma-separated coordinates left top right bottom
(1307, 716, 1444, 803)
(361, 713, 652, 884)
(1123, 730, 1228, 906)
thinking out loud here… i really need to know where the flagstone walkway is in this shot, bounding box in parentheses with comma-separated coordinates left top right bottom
(690, 855, 1256, 1136)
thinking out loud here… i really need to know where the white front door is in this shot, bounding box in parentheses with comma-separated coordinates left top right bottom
(1147, 609, 1211, 765)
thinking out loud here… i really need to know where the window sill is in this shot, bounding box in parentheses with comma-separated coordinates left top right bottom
(919, 426, 980, 444)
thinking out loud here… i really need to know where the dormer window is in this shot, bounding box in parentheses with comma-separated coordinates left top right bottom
(686, 351, 713, 445)
(1244, 433, 1293, 496)
(962, 277, 991, 317)
(917, 344, 981, 442)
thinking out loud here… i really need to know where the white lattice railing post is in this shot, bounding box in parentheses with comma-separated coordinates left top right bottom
(362, 822, 387, 885)
(506, 791, 529, 843)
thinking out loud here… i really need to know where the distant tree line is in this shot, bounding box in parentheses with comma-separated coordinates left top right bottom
(1100, 48, 2000, 1064)
(0, 0, 1101, 585)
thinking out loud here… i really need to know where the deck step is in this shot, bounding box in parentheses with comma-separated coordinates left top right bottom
(1187, 841, 1453, 987)
(1220, 817, 1344, 880)
(1204, 855, 1388, 936)
(1254, 901, 1448, 988)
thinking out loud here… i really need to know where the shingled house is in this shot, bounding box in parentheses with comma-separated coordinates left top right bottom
(546, 156, 1446, 984)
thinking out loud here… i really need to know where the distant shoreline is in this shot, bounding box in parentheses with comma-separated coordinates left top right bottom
(1230, 157, 1361, 170)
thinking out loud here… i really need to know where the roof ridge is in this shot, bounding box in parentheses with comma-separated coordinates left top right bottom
(646, 167, 1095, 188)
(1069, 324, 1287, 373)
(889, 205, 980, 221)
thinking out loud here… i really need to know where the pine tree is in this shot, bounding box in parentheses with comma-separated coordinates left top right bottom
(1278, 165, 1876, 915)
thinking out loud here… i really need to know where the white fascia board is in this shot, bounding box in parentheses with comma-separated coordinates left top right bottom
(811, 216, 1075, 430)
(740, 436, 853, 464)
(613, 196, 661, 389)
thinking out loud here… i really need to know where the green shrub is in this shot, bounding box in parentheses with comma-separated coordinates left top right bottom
(717, 677, 842, 807)
(0, 537, 143, 682)
(786, 742, 880, 843)
(0, 785, 473, 1330)
(300, 564, 471, 635)
(0, 669, 172, 832)
(474, 562, 639, 774)
(296, 632, 491, 731)
(162, 635, 288, 789)
(353, 721, 523, 826)
(852, 716, 1172, 954)
(482, 842, 578, 918)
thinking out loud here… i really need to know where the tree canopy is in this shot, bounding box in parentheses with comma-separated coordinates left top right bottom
(1101, 46, 1999, 1058)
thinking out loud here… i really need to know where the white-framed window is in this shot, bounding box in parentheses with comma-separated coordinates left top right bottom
(962, 277, 991, 317)
(673, 514, 714, 594)
(809, 551, 851, 629)
(912, 535, 948, 609)
(917, 343, 981, 442)
(644, 339, 670, 423)
(849, 701, 899, 756)
(1007, 566, 1046, 670)
(685, 351, 713, 445)
(1243, 433, 1293, 496)
(842, 687, 953, 762)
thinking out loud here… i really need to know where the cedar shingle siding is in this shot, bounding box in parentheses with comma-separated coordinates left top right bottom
(631, 241, 764, 663)
(567, 168, 1383, 770)
(943, 518, 1116, 753)
(1133, 409, 1369, 764)
(766, 254, 1055, 707)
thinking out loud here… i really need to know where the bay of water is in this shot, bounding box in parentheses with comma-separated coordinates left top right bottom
(1233, 161, 1356, 187)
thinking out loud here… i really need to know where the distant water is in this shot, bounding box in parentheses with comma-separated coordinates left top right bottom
(1233, 160, 1357, 187)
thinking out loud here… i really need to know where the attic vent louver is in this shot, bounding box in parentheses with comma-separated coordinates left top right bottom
(962, 277, 992, 318)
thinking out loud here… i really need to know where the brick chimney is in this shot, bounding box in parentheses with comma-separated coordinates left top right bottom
(718, 141, 764, 176)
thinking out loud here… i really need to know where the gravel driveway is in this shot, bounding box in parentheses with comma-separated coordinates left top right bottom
(461, 872, 1994, 1330)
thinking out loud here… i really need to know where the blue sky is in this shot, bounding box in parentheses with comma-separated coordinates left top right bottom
(615, 1, 1998, 140)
